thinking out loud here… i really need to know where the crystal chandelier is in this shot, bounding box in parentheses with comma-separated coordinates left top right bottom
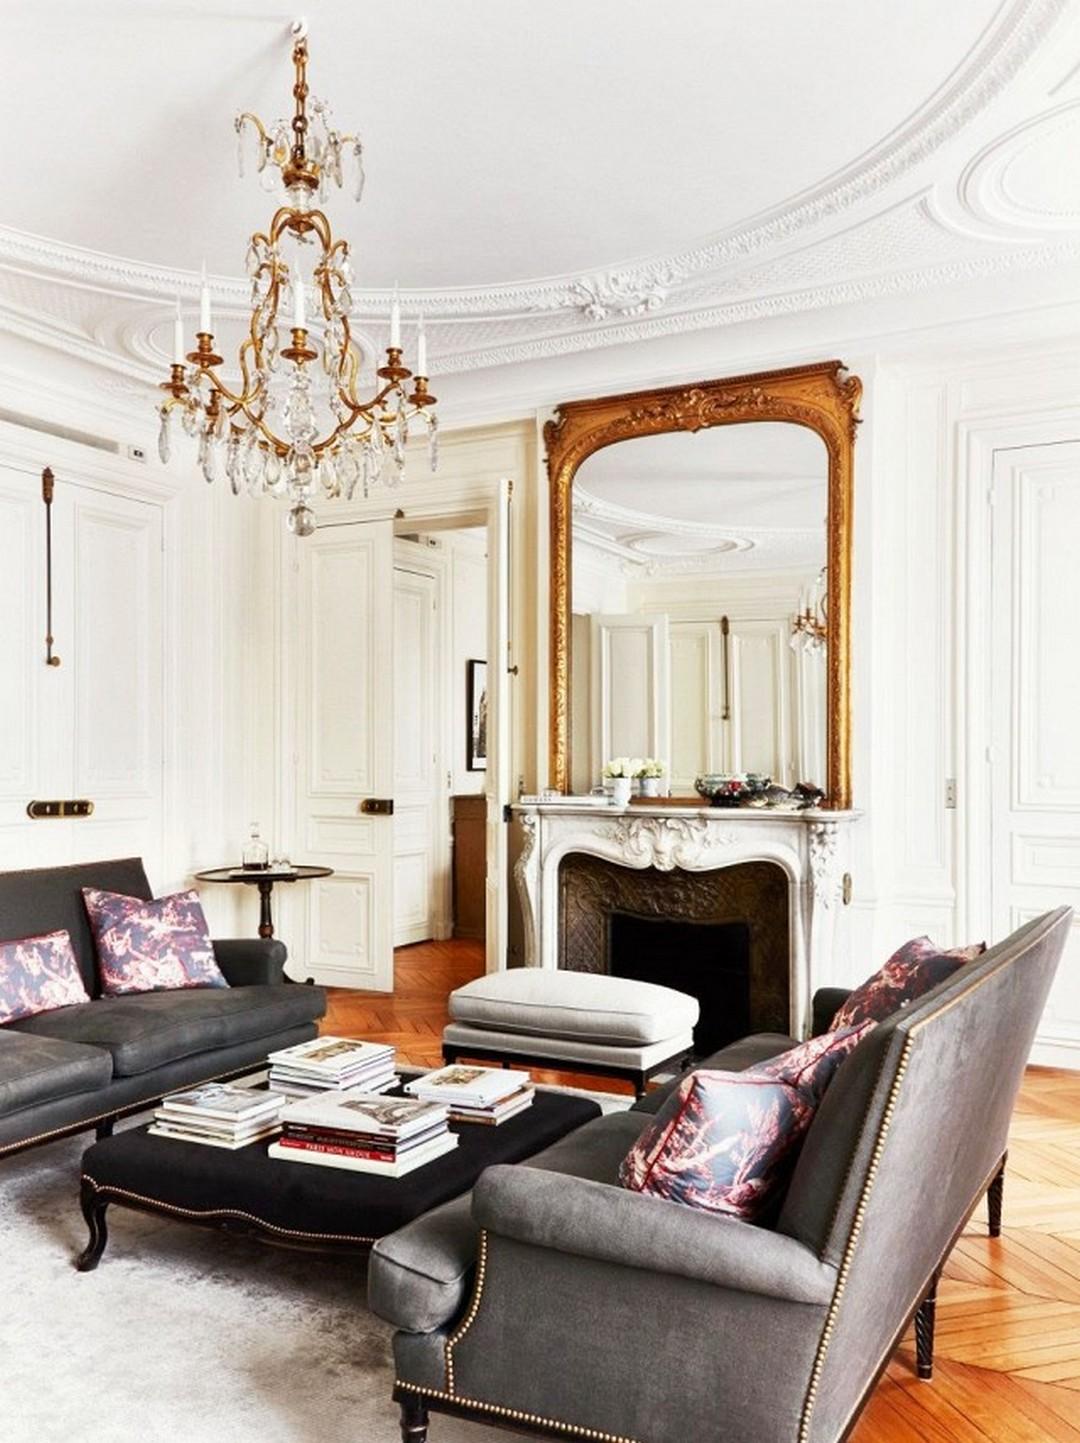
(156, 23, 437, 536)
(790, 567, 827, 656)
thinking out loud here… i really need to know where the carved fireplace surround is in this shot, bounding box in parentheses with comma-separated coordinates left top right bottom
(512, 802, 859, 1039)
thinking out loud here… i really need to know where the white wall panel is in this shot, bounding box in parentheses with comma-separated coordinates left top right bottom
(0, 481, 36, 800)
(1013, 468, 1080, 812)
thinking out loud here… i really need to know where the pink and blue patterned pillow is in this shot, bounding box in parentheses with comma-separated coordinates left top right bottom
(618, 1024, 873, 1221)
(829, 936, 986, 1031)
(0, 930, 91, 1024)
(82, 887, 228, 996)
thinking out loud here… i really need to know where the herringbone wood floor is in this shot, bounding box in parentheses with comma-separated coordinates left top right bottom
(324, 941, 1080, 1443)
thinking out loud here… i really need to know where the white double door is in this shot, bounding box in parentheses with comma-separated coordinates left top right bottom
(589, 611, 797, 792)
(0, 465, 164, 874)
(989, 440, 1080, 1060)
(291, 505, 509, 990)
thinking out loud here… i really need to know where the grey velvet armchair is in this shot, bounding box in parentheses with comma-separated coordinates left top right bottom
(370, 907, 1070, 1443)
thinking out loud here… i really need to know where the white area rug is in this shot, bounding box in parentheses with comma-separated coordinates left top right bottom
(2, 1128, 529, 1443)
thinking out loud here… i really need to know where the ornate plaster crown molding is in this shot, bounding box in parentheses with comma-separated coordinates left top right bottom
(572, 482, 819, 538)
(0, 0, 1067, 326)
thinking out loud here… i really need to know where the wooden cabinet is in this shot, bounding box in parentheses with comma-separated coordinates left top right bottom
(452, 794, 487, 940)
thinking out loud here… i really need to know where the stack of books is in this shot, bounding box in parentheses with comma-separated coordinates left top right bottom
(149, 1084, 284, 1149)
(267, 1036, 397, 1097)
(268, 1092, 458, 1177)
(405, 1064, 535, 1125)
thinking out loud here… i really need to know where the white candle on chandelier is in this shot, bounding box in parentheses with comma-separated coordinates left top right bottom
(173, 296, 185, 364)
(416, 317, 427, 377)
(199, 261, 211, 335)
(389, 284, 401, 350)
(293, 266, 305, 328)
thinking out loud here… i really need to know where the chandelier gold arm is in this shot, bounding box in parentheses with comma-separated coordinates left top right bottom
(158, 31, 436, 523)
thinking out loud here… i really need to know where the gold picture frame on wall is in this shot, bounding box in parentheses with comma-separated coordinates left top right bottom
(544, 359, 862, 806)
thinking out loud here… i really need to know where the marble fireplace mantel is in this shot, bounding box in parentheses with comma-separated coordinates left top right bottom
(511, 801, 860, 1038)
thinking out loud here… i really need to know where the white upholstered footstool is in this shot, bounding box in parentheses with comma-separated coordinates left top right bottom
(443, 970, 699, 1097)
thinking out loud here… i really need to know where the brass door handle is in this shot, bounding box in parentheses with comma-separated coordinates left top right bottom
(360, 798, 394, 815)
(27, 800, 94, 819)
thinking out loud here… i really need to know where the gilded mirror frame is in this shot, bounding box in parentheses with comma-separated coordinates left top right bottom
(545, 359, 862, 807)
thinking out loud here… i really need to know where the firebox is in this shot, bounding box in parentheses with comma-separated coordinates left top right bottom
(609, 913, 751, 1056)
(557, 853, 790, 1055)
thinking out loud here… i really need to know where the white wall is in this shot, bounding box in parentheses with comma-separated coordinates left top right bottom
(0, 406, 271, 942)
(844, 343, 1080, 1067)
(5, 324, 1078, 1062)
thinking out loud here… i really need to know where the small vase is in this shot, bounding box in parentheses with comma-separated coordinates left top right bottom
(640, 776, 661, 798)
(610, 777, 633, 806)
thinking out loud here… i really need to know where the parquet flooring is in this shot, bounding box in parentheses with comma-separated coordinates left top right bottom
(324, 942, 1080, 1443)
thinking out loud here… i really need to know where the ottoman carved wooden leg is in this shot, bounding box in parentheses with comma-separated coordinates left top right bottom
(76, 1179, 110, 1272)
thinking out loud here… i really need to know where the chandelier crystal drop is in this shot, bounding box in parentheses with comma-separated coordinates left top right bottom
(156, 28, 437, 534)
(790, 566, 828, 657)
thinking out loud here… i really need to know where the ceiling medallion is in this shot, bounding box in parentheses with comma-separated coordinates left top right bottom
(156, 21, 437, 536)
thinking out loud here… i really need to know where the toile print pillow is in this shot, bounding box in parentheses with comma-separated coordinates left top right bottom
(829, 936, 986, 1031)
(82, 887, 228, 996)
(618, 1023, 873, 1221)
(0, 929, 91, 1025)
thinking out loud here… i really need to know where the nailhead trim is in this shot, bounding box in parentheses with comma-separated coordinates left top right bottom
(80, 1176, 378, 1246)
(797, 1036, 914, 1443)
(396, 1380, 642, 1443)
(444, 1228, 489, 1393)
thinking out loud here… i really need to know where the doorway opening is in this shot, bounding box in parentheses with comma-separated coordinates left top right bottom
(392, 524, 490, 952)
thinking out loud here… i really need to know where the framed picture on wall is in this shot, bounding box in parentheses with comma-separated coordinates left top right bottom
(467, 659, 488, 771)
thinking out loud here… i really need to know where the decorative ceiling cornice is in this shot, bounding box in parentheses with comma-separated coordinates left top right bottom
(0, 0, 1067, 320)
(0, 0, 1075, 394)
(572, 483, 820, 539)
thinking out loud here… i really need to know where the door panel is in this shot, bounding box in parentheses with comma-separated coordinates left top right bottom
(669, 622, 720, 793)
(991, 441, 1080, 1060)
(727, 618, 792, 783)
(590, 613, 670, 767)
(0, 470, 164, 873)
(70, 492, 164, 872)
(393, 566, 437, 946)
(295, 521, 394, 990)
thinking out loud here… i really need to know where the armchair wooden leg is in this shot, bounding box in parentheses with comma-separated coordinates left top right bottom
(988, 1155, 1006, 1238)
(915, 1269, 940, 1381)
(399, 1395, 429, 1443)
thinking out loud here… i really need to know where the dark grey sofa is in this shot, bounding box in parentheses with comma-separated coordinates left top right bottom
(0, 857, 327, 1157)
(369, 907, 1070, 1443)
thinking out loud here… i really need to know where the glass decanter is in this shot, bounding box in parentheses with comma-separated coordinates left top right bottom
(242, 823, 270, 871)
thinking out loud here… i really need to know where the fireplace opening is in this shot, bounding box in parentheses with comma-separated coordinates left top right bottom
(557, 854, 790, 1054)
(609, 912, 751, 1056)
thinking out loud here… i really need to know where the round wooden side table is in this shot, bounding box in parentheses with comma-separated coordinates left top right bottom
(194, 865, 334, 939)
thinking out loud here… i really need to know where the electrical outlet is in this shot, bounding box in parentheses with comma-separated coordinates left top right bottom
(945, 778, 957, 809)
(126, 444, 147, 462)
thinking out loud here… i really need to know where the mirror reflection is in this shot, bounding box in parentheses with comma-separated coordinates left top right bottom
(569, 422, 828, 799)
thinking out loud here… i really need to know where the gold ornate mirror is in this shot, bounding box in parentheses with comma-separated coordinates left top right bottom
(545, 360, 861, 806)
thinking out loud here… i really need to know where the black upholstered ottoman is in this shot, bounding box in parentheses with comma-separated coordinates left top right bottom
(76, 1085, 600, 1268)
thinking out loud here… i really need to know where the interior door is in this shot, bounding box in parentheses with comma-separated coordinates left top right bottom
(725, 617, 792, 783)
(990, 441, 1080, 1058)
(485, 481, 512, 971)
(294, 518, 395, 990)
(68, 485, 165, 871)
(669, 620, 722, 792)
(0, 467, 164, 873)
(589, 612, 670, 771)
(392, 564, 437, 947)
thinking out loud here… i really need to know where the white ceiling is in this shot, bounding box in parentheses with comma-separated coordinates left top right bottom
(2, 0, 1080, 412)
(573, 423, 827, 576)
